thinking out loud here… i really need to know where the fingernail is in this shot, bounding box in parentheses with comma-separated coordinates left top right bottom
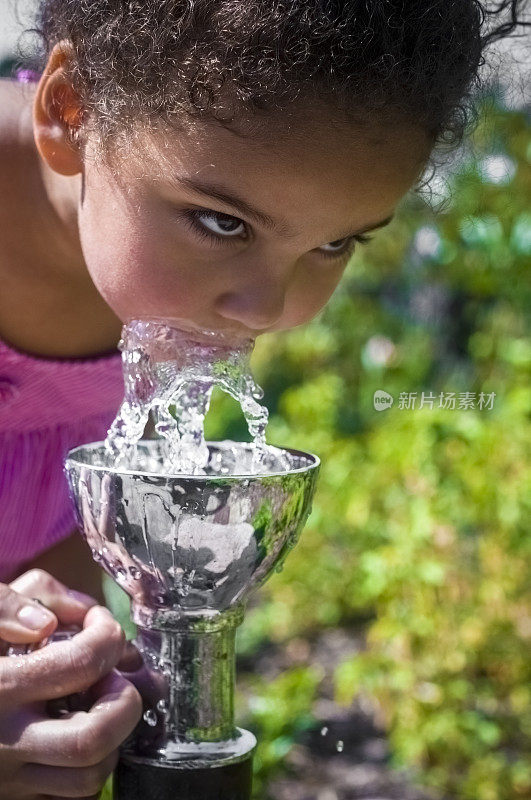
(18, 604, 55, 630)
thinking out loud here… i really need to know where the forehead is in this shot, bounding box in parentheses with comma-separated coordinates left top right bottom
(108, 110, 430, 237)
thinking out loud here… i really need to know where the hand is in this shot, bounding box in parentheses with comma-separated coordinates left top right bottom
(0, 567, 97, 652)
(0, 569, 143, 799)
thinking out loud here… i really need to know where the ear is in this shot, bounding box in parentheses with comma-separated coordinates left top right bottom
(33, 40, 85, 176)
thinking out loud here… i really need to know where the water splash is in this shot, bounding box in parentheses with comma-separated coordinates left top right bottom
(105, 319, 287, 475)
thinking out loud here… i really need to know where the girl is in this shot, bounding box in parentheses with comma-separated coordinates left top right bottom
(0, 1, 526, 797)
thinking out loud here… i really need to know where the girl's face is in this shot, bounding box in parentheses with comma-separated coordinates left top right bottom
(77, 114, 429, 341)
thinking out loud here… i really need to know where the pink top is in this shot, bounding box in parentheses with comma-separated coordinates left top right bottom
(0, 67, 123, 582)
(0, 338, 123, 581)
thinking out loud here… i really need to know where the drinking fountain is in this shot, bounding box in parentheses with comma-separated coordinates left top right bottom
(65, 437, 319, 799)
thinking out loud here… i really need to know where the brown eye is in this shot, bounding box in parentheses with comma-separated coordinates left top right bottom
(192, 210, 246, 238)
(318, 232, 373, 260)
(320, 237, 351, 253)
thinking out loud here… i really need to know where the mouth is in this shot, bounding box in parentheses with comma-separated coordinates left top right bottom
(125, 316, 258, 349)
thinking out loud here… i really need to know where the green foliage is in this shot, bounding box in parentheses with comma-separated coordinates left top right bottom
(206, 92, 531, 799)
(239, 665, 323, 790)
(332, 405, 530, 799)
(103, 574, 137, 640)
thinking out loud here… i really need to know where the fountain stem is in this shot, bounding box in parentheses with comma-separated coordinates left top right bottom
(115, 603, 256, 798)
(132, 605, 243, 748)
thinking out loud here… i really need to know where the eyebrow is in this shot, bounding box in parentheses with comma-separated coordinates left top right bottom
(176, 176, 394, 240)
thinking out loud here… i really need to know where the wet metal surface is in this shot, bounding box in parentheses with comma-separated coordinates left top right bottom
(65, 439, 319, 768)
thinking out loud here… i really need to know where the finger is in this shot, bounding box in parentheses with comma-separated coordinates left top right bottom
(0, 582, 57, 645)
(115, 640, 143, 673)
(0, 606, 125, 708)
(18, 670, 142, 767)
(19, 750, 118, 797)
(9, 569, 97, 626)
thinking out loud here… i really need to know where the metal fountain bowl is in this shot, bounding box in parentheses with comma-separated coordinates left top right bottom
(65, 439, 320, 773)
(65, 439, 320, 627)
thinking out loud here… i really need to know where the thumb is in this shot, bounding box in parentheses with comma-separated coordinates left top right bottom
(9, 568, 97, 627)
(0, 583, 57, 644)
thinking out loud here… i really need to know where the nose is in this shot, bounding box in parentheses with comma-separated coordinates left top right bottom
(214, 277, 286, 331)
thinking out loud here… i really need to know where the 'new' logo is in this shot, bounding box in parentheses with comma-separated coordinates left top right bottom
(373, 390, 394, 411)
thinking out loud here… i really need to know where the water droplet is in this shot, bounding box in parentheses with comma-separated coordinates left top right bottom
(115, 566, 127, 580)
(143, 709, 157, 727)
(168, 565, 182, 579)
(158, 659, 175, 678)
(320, 726, 328, 736)
(129, 566, 142, 579)
(336, 740, 344, 753)
(156, 698, 171, 721)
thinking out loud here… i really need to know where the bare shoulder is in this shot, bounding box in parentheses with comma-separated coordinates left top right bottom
(0, 78, 36, 181)
(0, 78, 30, 150)
(0, 78, 42, 278)
(0, 78, 49, 343)
(0, 77, 25, 125)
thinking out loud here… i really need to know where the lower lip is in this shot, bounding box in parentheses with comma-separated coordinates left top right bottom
(126, 317, 256, 348)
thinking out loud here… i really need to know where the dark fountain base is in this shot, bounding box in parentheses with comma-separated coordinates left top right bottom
(114, 753, 254, 800)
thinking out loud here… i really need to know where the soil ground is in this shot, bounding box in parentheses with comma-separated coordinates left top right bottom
(239, 627, 446, 800)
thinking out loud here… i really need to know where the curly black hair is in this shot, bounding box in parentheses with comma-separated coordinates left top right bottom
(18, 1, 530, 154)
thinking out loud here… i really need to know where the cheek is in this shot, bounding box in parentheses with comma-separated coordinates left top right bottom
(77, 198, 208, 321)
(281, 263, 344, 327)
